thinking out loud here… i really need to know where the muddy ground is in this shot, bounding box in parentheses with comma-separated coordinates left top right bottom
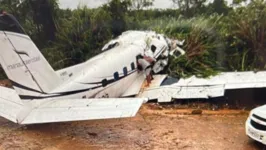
(0, 104, 264, 150)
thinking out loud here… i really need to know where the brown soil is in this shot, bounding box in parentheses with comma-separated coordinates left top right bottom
(0, 79, 12, 88)
(0, 104, 264, 150)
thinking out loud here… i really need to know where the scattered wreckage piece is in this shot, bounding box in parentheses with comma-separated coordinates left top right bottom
(139, 71, 266, 102)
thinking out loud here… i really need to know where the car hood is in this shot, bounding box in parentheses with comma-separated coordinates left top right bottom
(252, 105, 266, 118)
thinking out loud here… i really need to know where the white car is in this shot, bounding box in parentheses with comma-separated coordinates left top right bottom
(246, 105, 266, 145)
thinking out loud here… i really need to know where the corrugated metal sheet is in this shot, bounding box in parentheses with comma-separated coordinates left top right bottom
(139, 71, 266, 102)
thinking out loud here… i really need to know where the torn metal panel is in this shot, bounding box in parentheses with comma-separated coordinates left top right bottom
(139, 71, 266, 102)
(173, 72, 266, 90)
(141, 85, 225, 102)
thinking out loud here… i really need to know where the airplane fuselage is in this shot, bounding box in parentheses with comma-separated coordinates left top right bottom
(39, 42, 146, 100)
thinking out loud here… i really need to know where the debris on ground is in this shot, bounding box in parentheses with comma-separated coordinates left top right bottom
(191, 109, 203, 115)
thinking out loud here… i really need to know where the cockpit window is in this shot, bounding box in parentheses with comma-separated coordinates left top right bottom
(151, 45, 157, 53)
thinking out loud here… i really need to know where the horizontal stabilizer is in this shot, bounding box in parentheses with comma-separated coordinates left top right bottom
(0, 86, 23, 123)
(18, 98, 146, 125)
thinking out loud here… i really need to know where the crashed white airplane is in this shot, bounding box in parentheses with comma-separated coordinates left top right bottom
(0, 12, 185, 124)
(1, 12, 266, 125)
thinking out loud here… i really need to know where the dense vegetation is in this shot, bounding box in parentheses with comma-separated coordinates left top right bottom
(0, 0, 265, 79)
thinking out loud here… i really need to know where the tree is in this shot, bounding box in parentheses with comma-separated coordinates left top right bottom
(172, 0, 207, 17)
(0, 0, 28, 21)
(0, 0, 59, 47)
(0, 0, 20, 14)
(104, 0, 131, 36)
(209, 0, 230, 15)
(232, 0, 249, 7)
(27, 0, 59, 42)
(130, 0, 154, 10)
(224, 0, 266, 70)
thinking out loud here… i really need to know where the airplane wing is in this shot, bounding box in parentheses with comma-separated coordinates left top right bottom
(17, 97, 146, 125)
(0, 86, 146, 125)
(139, 71, 266, 102)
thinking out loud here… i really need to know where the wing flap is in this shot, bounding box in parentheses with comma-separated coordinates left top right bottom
(19, 98, 146, 125)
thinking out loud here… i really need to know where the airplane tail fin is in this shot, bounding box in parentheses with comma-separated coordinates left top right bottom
(0, 13, 62, 98)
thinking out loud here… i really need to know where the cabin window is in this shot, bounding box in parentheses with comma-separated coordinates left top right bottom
(114, 72, 119, 80)
(102, 79, 108, 87)
(123, 67, 128, 76)
(131, 62, 135, 70)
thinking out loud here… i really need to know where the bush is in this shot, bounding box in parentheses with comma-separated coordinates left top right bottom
(223, 1, 266, 71)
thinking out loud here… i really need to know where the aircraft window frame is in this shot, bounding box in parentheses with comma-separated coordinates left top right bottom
(114, 72, 119, 80)
(123, 67, 128, 76)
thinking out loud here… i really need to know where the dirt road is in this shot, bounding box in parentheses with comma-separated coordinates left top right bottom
(0, 104, 264, 150)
